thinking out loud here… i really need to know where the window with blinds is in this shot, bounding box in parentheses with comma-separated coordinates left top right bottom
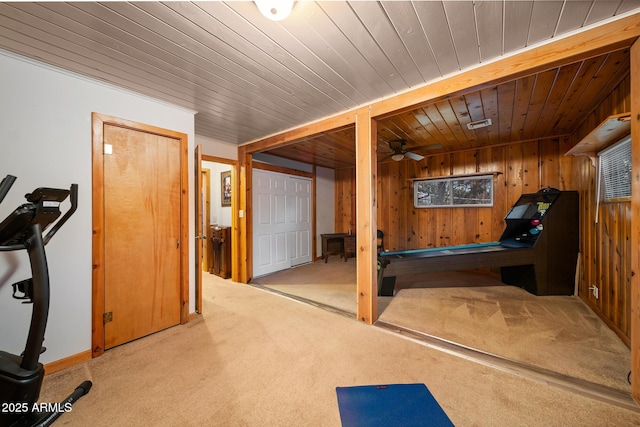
(599, 135, 631, 201)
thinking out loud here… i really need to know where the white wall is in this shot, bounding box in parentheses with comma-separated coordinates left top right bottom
(0, 50, 195, 364)
(197, 135, 238, 160)
(202, 161, 233, 227)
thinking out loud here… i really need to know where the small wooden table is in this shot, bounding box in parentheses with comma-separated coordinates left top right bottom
(321, 233, 356, 262)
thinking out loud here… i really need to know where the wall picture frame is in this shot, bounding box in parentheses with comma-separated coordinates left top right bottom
(221, 171, 231, 207)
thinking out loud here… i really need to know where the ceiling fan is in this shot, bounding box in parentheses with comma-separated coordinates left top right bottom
(380, 139, 442, 162)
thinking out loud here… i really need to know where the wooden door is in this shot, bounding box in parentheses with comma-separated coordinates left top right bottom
(201, 168, 211, 274)
(102, 123, 182, 349)
(194, 145, 203, 313)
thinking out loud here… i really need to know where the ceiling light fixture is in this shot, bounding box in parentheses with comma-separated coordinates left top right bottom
(467, 118, 492, 130)
(391, 153, 405, 161)
(255, 0, 294, 21)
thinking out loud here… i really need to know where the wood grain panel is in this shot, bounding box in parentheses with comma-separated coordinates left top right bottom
(630, 39, 640, 403)
(476, 149, 494, 242)
(521, 69, 557, 141)
(91, 114, 106, 357)
(511, 75, 536, 142)
(340, 138, 575, 254)
(377, 162, 390, 249)
(496, 81, 516, 144)
(103, 125, 182, 350)
(395, 163, 408, 248)
(235, 147, 251, 284)
(539, 139, 560, 189)
(521, 141, 539, 192)
(405, 161, 420, 249)
(354, 108, 377, 324)
(536, 62, 582, 137)
(91, 113, 188, 357)
(334, 168, 355, 233)
(505, 143, 524, 206)
(566, 67, 632, 348)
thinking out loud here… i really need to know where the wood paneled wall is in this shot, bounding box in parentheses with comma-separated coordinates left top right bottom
(335, 167, 356, 232)
(568, 74, 632, 345)
(334, 76, 632, 345)
(378, 140, 575, 251)
(337, 138, 573, 251)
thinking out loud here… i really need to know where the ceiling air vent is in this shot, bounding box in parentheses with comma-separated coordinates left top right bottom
(467, 118, 492, 130)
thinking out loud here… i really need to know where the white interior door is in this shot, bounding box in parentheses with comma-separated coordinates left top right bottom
(289, 177, 312, 267)
(253, 170, 312, 277)
(253, 170, 290, 277)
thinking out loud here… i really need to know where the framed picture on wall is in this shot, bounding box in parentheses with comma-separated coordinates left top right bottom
(221, 171, 231, 207)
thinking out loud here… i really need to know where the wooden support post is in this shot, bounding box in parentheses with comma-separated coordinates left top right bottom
(355, 107, 377, 324)
(630, 38, 640, 404)
(234, 146, 251, 284)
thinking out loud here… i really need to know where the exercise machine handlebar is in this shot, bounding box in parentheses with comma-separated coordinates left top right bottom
(0, 174, 17, 205)
(43, 183, 78, 246)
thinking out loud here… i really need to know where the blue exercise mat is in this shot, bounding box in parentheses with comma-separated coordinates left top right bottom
(336, 383, 454, 427)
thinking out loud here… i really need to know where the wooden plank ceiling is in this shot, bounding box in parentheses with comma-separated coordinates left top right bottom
(0, 1, 638, 168)
(266, 48, 631, 169)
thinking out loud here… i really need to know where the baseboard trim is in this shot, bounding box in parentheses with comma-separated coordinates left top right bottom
(44, 350, 92, 375)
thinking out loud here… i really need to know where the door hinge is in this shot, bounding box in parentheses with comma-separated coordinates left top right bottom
(103, 311, 113, 324)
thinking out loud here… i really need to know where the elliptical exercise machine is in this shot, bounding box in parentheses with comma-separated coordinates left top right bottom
(0, 175, 91, 427)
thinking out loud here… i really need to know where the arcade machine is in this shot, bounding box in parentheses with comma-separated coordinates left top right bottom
(0, 175, 91, 426)
(498, 188, 579, 295)
(377, 189, 579, 297)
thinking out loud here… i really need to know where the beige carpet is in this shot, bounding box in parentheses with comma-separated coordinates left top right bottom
(381, 286, 631, 392)
(252, 257, 358, 314)
(254, 259, 632, 393)
(38, 273, 640, 426)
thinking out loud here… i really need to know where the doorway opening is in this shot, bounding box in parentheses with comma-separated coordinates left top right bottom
(194, 153, 238, 315)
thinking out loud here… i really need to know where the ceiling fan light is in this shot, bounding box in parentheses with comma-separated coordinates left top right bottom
(255, 0, 294, 21)
(391, 153, 405, 161)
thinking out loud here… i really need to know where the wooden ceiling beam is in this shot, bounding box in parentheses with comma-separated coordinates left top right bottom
(239, 112, 356, 154)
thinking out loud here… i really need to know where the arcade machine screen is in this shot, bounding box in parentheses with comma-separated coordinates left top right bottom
(500, 191, 560, 248)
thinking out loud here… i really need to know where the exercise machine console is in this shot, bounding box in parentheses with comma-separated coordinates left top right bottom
(0, 174, 91, 427)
